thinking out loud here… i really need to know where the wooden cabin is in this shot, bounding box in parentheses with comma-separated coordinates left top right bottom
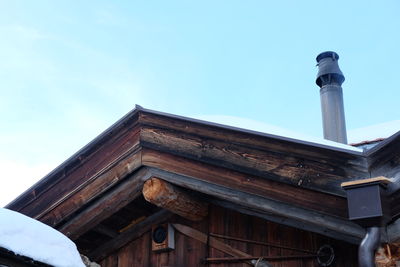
(6, 106, 400, 266)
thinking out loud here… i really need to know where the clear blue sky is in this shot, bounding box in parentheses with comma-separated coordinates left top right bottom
(1, 0, 399, 206)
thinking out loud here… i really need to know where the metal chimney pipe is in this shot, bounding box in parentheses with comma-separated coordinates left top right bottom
(316, 51, 348, 144)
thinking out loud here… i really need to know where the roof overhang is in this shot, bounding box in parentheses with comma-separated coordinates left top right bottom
(5, 106, 400, 255)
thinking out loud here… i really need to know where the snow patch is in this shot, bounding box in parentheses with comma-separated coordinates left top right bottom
(348, 120, 400, 144)
(0, 208, 85, 267)
(194, 115, 362, 152)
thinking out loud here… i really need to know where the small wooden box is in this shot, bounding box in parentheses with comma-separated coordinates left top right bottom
(151, 223, 175, 252)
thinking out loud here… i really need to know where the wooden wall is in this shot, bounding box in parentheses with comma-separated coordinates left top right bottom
(98, 205, 357, 267)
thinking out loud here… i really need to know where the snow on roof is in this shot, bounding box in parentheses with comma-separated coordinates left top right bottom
(348, 120, 400, 144)
(193, 115, 363, 153)
(0, 208, 85, 267)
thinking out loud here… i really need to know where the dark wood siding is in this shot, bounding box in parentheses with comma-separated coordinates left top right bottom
(98, 205, 357, 267)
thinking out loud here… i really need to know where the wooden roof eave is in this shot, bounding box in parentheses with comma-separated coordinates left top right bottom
(11, 106, 400, 215)
(137, 109, 369, 197)
(6, 106, 400, 246)
(6, 106, 370, 216)
(26, 151, 362, 248)
(58, 165, 365, 260)
(144, 166, 365, 244)
(6, 107, 142, 212)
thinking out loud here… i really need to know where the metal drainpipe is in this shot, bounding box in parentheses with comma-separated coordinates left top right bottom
(358, 227, 380, 267)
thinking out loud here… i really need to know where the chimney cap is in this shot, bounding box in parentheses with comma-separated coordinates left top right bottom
(316, 51, 344, 87)
(316, 51, 339, 63)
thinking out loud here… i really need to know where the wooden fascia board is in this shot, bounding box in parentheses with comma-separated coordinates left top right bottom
(6, 109, 141, 212)
(211, 199, 363, 244)
(138, 108, 364, 156)
(368, 139, 400, 176)
(6, 106, 369, 219)
(39, 147, 142, 227)
(365, 136, 400, 218)
(145, 167, 365, 244)
(364, 130, 400, 158)
(57, 167, 152, 240)
(142, 148, 349, 218)
(138, 114, 368, 197)
(6, 106, 400, 217)
(7, 142, 142, 228)
(5, 105, 400, 243)
(54, 160, 362, 248)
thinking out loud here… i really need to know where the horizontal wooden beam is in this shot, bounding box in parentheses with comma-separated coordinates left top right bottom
(39, 149, 142, 227)
(139, 115, 368, 196)
(89, 209, 172, 262)
(142, 148, 349, 218)
(142, 177, 208, 221)
(9, 125, 141, 218)
(212, 198, 363, 245)
(138, 110, 363, 159)
(146, 167, 365, 244)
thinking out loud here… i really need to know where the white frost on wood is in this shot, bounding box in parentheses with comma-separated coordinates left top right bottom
(194, 115, 362, 152)
(0, 208, 85, 267)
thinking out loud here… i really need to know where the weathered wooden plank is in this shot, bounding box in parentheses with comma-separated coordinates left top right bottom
(143, 177, 208, 221)
(209, 204, 226, 263)
(367, 138, 400, 221)
(39, 148, 142, 227)
(7, 110, 141, 213)
(97, 202, 358, 267)
(208, 233, 314, 254)
(207, 204, 358, 267)
(145, 167, 365, 244)
(185, 219, 208, 267)
(128, 232, 151, 266)
(213, 198, 363, 245)
(117, 241, 133, 267)
(173, 223, 257, 266)
(368, 137, 400, 179)
(10, 126, 141, 219)
(140, 126, 367, 196)
(89, 209, 173, 262)
(138, 111, 364, 160)
(58, 167, 149, 240)
(99, 253, 118, 267)
(142, 149, 348, 218)
(151, 249, 170, 267)
(368, 141, 400, 219)
(250, 215, 268, 263)
(208, 205, 315, 267)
